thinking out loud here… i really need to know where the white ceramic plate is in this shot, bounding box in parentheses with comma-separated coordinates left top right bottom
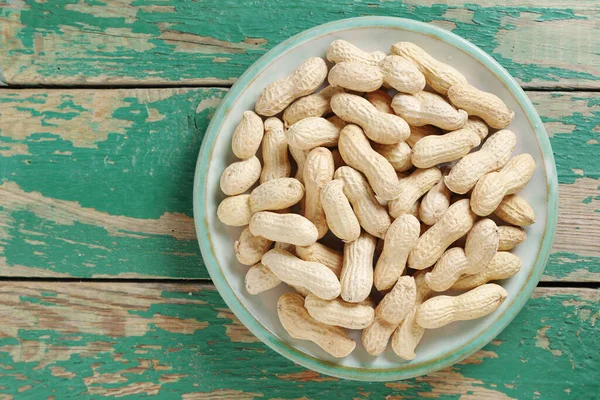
(194, 17, 558, 381)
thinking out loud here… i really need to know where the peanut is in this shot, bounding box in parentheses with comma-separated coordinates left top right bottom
(419, 178, 451, 226)
(217, 194, 252, 226)
(326, 39, 386, 65)
(277, 293, 355, 358)
(406, 124, 441, 148)
(338, 124, 401, 201)
(331, 93, 410, 144)
(471, 153, 536, 216)
(366, 90, 394, 114)
(362, 317, 397, 356)
(372, 141, 412, 172)
(416, 283, 508, 329)
(295, 242, 343, 277)
(231, 111, 264, 159)
(463, 117, 489, 140)
(410, 118, 486, 168)
(283, 86, 344, 126)
(328, 61, 383, 92)
(249, 178, 304, 213)
(448, 83, 514, 129)
(445, 129, 517, 194)
(376, 276, 417, 325)
(255, 57, 328, 116)
(340, 231, 376, 303)
(390, 42, 468, 95)
(245, 263, 282, 295)
(498, 226, 527, 251)
(494, 194, 535, 226)
(220, 156, 262, 196)
(263, 249, 341, 300)
(451, 252, 521, 290)
(379, 55, 426, 94)
(464, 218, 499, 274)
(249, 212, 318, 246)
(286, 117, 341, 151)
(334, 167, 391, 238)
(304, 147, 335, 239)
(235, 227, 273, 265)
(391, 91, 468, 131)
(388, 167, 442, 218)
(305, 293, 375, 329)
(374, 214, 420, 291)
(320, 179, 361, 242)
(391, 271, 433, 360)
(289, 146, 308, 183)
(261, 117, 291, 183)
(424, 247, 469, 292)
(408, 199, 476, 270)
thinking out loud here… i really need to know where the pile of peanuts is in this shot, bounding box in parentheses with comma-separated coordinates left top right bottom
(217, 40, 535, 359)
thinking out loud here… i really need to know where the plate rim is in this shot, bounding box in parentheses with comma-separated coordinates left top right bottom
(193, 16, 558, 381)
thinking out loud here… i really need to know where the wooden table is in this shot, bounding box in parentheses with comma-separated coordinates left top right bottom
(0, 1, 598, 398)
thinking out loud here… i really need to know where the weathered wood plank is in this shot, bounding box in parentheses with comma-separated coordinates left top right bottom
(0, 1, 598, 88)
(0, 88, 598, 280)
(0, 282, 596, 398)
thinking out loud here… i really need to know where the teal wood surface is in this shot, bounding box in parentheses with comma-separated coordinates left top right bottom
(0, 1, 599, 88)
(0, 0, 598, 396)
(0, 283, 597, 399)
(0, 89, 597, 280)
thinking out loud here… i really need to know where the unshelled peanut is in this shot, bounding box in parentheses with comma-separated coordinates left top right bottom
(327, 39, 386, 65)
(464, 218, 499, 274)
(498, 226, 527, 251)
(390, 42, 468, 95)
(338, 124, 401, 201)
(220, 156, 261, 196)
(334, 166, 391, 238)
(379, 55, 426, 94)
(283, 86, 344, 126)
(408, 199, 476, 270)
(235, 227, 273, 266)
(261, 117, 291, 183)
(374, 214, 420, 291)
(341, 231, 376, 303)
(451, 252, 521, 290)
(376, 276, 416, 325)
(494, 194, 535, 226)
(249, 212, 318, 246)
(231, 111, 264, 159)
(416, 284, 508, 329)
(471, 153, 536, 216)
(245, 263, 282, 295)
(392, 91, 468, 131)
(295, 242, 343, 277)
(249, 178, 304, 213)
(255, 57, 328, 116)
(305, 293, 375, 329)
(328, 61, 383, 92)
(303, 147, 335, 239)
(217, 194, 252, 226)
(388, 167, 442, 218)
(448, 83, 514, 129)
(278, 293, 355, 357)
(372, 141, 412, 172)
(445, 129, 517, 194)
(263, 249, 341, 300)
(331, 93, 410, 145)
(286, 117, 341, 150)
(419, 178, 451, 226)
(366, 90, 394, 114)
(320, 179, 361, 242)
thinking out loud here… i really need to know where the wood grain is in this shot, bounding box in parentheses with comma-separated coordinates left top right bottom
(0, 88, 598, 280)
(0, 282, 596, 399)
(0, 1, 598, 88)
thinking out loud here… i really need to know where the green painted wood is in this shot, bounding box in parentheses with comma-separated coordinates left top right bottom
(0, 1, 598, 88)
(0, 88, 598, 280)
(0, 283, 597, 398)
